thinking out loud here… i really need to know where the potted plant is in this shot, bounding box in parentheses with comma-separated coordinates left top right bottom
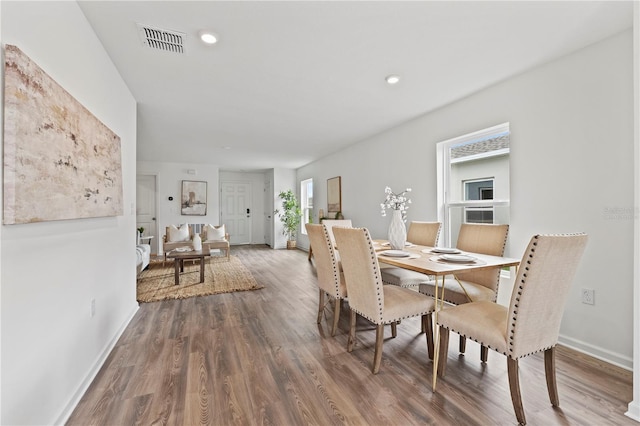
(275, 189, 302, 249)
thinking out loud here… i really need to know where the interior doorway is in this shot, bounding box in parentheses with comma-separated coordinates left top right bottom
(136, 174, 158, 254)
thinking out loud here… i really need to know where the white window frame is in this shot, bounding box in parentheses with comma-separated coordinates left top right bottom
(464, 178, 495, 223)
(437, 122, 510, 247)
(300, 178, 313, 235)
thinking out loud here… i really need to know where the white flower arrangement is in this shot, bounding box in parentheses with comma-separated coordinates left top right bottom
(380, 186, 412, 221)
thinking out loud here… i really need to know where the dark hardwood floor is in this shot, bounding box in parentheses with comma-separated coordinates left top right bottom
(67, 245, 634, 425)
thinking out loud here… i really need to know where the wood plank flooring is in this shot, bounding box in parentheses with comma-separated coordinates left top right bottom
(67, 245, 635, 425)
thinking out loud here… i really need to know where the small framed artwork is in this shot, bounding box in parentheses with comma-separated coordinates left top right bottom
(327, 176, 342, 214)
(181, 180, 207, 215)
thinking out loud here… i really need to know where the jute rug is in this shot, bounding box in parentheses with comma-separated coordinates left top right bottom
(137, 256, 263, 303)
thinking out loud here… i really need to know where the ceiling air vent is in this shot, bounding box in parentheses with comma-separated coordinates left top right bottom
(137, 23, 186, 54)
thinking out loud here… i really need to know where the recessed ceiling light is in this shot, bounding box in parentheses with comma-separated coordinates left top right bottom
(386, 75, 400, 85)
(199, 31, 218, 45)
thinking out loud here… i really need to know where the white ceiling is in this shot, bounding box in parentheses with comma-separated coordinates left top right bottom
(78, 1, 633, 171)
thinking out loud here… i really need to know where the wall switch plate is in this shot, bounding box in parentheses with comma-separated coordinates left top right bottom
(581, 288, 595, 305)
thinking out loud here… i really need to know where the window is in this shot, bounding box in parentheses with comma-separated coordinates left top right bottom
(437, 123, 510, 247)
(300, 178, 313, 235)
(464, 178, 494, 223)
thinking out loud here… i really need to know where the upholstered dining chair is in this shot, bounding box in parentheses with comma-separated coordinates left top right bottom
(419, 223, 509, 360)
(332, 226, 435, 374)
(381, 221, 442, 287)
(306, 223, 348, 336)
(308, 219, 353, 261)
(436, 233, 588, 425)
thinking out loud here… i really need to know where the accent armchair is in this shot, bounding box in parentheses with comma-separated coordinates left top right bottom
(200, 224, 230, 260)
(162, 224, 194, 264)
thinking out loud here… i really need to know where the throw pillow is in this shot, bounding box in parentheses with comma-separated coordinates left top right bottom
(205, 224, 225, 241)
(168, 224, 190, 242)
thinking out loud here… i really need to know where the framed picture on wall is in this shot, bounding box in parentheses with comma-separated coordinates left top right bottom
(181, 180, 207, 215)
(327, 176, 341, 214)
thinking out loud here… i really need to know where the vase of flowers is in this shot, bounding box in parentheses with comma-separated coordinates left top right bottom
(381, 186, 411, 250)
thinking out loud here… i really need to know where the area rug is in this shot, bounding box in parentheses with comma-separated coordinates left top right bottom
(137, 255, 263, 303)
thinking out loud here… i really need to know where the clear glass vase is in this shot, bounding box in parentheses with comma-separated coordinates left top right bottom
(388, 210, 407, 250)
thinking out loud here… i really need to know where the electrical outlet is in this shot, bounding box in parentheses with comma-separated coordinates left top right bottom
(581, 288, 595, 305)
(90, 299, 96, 317)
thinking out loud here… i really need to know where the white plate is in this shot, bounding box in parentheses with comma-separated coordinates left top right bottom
(382, 242, 414, 247)
(440, 254, 476, 263)
(174, 247, 192, 252)
(432, 247, 461, 254)
(381, 250, 411, 257)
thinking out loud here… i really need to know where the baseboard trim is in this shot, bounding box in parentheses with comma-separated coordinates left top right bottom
(626, 401, 640, 422)
(558, 334, 632, 371)
(54, 304, 139, 425)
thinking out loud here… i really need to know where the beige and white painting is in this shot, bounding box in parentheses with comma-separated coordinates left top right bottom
(3, 44, 123, 224)
(181, 180, 207, 216)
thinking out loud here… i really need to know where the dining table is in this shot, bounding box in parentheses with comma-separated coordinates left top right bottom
(374, 240, 521, 390)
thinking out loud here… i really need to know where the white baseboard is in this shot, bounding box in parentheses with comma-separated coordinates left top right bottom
(558, 333, 632, 370)
(626, 401, 640, 422)
(54, 304, 139, 425)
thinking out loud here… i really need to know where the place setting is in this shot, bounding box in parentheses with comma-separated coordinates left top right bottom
(379, 249, 421, 259)
(429, 253, 483, 265)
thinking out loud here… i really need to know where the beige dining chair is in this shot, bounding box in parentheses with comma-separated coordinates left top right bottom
(306, 223, 348, 336)
(381, 221, 441, 287)
(332, 226, 435, 374)
(308, 219, 353, 261)
(436, 233, 588, 425)
(419, 223, 509, 360)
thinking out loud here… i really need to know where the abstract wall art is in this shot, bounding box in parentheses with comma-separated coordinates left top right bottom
(181, 180, 207, 216)
(3, 44, 123, 224)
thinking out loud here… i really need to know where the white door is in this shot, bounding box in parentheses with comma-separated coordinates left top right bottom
(136, 175, 157, 253)
(264, 179, 273, 247)
(221, 182, 252, 245)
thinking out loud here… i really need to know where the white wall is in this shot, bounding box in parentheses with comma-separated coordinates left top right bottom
(298, 30, 635, 368)
(1, 2, 138, 425)
(137, 161, 220, 254)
